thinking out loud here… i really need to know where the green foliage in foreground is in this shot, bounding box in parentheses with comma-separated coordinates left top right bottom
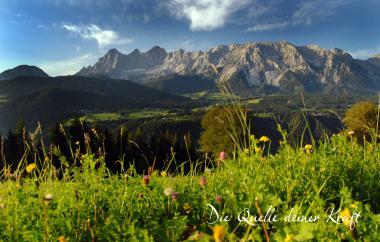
(0, 134, 379, 241)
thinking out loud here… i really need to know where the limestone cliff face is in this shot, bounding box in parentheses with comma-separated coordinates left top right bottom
(76, 41, 380, 94)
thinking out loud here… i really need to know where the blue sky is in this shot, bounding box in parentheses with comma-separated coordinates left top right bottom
(0, 0, 379, 76)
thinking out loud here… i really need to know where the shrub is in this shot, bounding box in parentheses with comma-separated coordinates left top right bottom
(343, 101, 379, 140)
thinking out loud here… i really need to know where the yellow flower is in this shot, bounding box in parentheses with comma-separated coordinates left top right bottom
(284, 234, 294, 242)
(212, 225, 226, 242)
(350, 203, 358, 209)
(340, 208, 352, 228)
(58, 236, 67, 242)
(255, 147, 263, 153)
(304, 144, 313, 150)
(259, 136, 270, 142)
(26, 163, 37, 173)
(304, 144, 313, 154)
(183, 203, 193, 214)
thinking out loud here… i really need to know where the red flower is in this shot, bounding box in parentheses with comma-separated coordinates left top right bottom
(219, 151, 227, 161)
(215, 195, 223, 204)
(143, 175, 149, 185)
(171, 191, 179, 201)
(199, 176, 207, 187)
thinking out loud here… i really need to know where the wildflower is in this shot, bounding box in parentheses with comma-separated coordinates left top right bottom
(350, 203, 358, 209)
(340, 208, 352, 228)
(26, 163, 37, 173)
(183, 203, 193, 214)
(164, 187, 174, 197)
(219, 151, 227, 161)
(284, 234, 294, 242)
(259, 136, 270, 142)
(255, 147, 263, 153)
(43, 194, 53, 205)
(212, 225, 226, 242)
(215, 195, 223, 204)
(58, 236, 67, 242)
(143, 175, 149, 185)
(160, 171, 167, 177)
(171, 191, 179, 201)
(304, 144, 313, 154)
(199, 176, 207, 187)
(348, 131, 355, 136)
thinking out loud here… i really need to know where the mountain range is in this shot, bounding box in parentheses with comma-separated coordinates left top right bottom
(77, 41, 380, 96)
(1, 40, 380, 132)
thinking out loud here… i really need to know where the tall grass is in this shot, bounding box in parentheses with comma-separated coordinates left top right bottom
(0, 94, 379, 241)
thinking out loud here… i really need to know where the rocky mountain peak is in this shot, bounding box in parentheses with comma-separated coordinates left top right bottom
(75, 41, 380, 95)
(147, 46, 167, 56)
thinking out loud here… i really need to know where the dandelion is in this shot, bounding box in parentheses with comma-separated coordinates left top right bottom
(259, 136, 270, 142)
(219, 151, 227, 161)
(26, 163, 37, 173)
(215, 195, 223, 204)
(164, 187, 173, 197)
(58, 236, 67, 242)
(255, 147, 263, 153)
(304, 144, 313, 154)
(284, 234, 294, 242)
(212, 225, 226, 242)
(171, 191, 179, 201)
(199, 176, 207, 187)
(143, 175, 149, 185)
(340, 208, 352, 228)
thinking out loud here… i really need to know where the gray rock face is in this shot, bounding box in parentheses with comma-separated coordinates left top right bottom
(76, 41, 380, 94)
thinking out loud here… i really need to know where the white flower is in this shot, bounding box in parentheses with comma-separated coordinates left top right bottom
(164, 188, 174, 197)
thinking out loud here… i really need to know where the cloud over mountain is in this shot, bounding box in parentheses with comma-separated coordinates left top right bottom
(166, 0, 252, 31)
(63, 24, 133, 47)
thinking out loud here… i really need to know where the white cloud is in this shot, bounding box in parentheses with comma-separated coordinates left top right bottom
(349, 46, 380, 60)
(246, 22, 288, 32)
(39, 54, 96, 76)
(63, 24, 133, 47)
(247, 0, 347, 32)
(167, 0, 253, 31)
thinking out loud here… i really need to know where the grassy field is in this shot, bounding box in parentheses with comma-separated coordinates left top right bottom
(0, 132, 379, 241)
